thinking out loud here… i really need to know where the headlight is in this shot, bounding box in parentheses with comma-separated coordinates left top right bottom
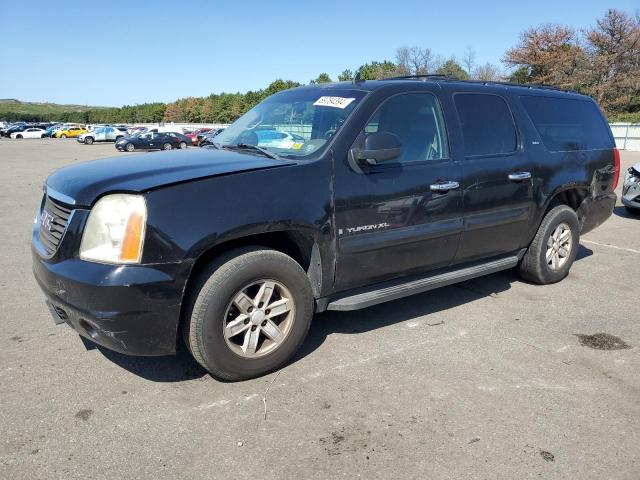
(80, 194, 147, 264)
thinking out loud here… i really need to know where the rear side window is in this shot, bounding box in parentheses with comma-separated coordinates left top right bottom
(454, 93, 518, 157)
(520, 96, 613, 152)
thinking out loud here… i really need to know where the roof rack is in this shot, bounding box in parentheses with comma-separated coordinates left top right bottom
(381, 74, 574, 93)
(382, 74, 459, 81)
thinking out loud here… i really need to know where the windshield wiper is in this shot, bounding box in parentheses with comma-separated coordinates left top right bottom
(224, 143, 280, 160)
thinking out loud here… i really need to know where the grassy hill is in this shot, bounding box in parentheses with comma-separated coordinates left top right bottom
(0, 99, 109, 121)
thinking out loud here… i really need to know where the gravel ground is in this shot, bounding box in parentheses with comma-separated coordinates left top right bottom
(1, 138, 639, 479)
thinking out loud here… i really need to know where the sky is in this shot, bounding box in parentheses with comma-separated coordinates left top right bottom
(0, 0, 637, 106)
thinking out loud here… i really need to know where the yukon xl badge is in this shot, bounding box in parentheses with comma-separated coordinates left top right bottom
(339, 222, 390, 235)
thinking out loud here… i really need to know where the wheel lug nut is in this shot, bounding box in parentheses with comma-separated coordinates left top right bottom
(265, 309, 271, 315)
(251, 325, 257, 331)
(248, 307, 253, 313)
(258, 302, 264, 308)
(261, 321, 267, 327)
(243, 319, 249, 325)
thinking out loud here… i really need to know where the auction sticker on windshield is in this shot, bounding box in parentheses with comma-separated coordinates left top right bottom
(313, 96, 356, 109)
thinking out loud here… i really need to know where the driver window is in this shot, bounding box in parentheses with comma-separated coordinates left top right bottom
(364, 93, 449, 163)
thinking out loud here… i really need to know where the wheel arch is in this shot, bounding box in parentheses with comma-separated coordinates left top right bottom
(527, 185, 590, 245)
(177, 229, 323, 346)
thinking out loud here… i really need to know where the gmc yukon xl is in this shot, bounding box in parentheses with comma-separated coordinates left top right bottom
(32, 76, 619, 380)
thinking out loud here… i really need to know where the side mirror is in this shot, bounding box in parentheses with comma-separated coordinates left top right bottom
(351, 131, 402, 167)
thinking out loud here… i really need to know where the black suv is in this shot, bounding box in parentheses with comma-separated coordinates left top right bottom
(32, 77, 618, 380)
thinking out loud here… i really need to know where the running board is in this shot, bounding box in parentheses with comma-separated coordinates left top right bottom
(324, 254, 521, 312)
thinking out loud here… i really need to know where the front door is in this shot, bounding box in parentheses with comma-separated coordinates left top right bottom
(334, 92, 463, 290)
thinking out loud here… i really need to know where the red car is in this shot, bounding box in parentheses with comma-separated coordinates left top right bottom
(185, 128, 211, 146)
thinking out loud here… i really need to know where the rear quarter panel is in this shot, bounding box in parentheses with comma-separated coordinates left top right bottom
(511, 93, 616, 243)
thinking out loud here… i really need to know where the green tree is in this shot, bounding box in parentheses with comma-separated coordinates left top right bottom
(357, 60, 398, 80)
(310, 73, 332, 84)
(435, 58, 470, 79)
(337, 69, 354, 81)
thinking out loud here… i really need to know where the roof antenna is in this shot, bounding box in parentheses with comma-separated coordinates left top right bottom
(352, 71, 363, 85)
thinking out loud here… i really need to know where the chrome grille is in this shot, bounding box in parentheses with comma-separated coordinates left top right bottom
(38, 195, 72, 255)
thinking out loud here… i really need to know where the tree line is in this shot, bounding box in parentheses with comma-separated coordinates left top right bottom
(6, 8, 638, 124)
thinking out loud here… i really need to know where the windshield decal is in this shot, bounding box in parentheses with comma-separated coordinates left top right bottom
(313, 96, 356, 109)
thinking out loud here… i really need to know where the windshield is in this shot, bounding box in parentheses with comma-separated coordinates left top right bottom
(93, 127, 106, 134)
(212, 88, 366, 159)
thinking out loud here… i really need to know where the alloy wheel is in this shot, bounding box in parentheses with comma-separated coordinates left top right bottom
(223, 280, 295, 358)
(546, 222, 572, 270)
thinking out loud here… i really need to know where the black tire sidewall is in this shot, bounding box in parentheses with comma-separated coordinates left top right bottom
(537, 207, 580, 283)
(192, 250, 313, 380)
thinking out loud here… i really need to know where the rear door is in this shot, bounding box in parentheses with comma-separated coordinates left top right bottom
(334, 91, 463, 289)
(452, 90, 536, 263)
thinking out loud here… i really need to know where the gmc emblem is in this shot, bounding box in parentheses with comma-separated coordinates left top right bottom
(40, 210, 54, 232)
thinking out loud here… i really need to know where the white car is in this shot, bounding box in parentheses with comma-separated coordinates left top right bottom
(11, 128, 46, 139)
(622, 163, 640, 214)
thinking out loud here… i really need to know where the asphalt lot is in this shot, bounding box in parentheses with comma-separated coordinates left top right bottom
(1, 138, 639, 479)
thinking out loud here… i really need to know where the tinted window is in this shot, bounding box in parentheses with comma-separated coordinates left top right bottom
(363, 93, 448, 163)
(520, 96, 613, 152)
(454, 93, 517, 157)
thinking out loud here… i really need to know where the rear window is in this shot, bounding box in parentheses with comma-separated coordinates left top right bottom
(454, 93, 518, 157)
(519, 96, 613, 152)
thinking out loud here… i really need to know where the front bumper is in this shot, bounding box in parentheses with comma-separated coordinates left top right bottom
(32, 249, 186, 356)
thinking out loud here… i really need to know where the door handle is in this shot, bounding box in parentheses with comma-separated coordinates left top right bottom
(430, 181, 460, 192)
(508, 171, 532, 181)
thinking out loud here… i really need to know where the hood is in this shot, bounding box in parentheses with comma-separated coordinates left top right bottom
(45, 148, 296, 207)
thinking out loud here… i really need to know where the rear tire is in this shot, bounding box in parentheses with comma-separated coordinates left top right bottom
(518, 205, 580, 284)
(60, 134, 67, 139)
(179, 141, 187, 149)
(184, 247, 314, 381)
(163, 142, 173, 150)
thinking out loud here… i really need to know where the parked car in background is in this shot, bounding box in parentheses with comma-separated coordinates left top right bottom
(198, 128, 225, 146)
(41, 124, 62, 138)
(165, 131, 192, 149)
(622, 163, 640, 214)
(54, 126, 87, 138)
(186, 128, 211, 146)
(10, 127, 46, 139)
(127, 126, 148, 136)
(78, 126, 128, 145)
(115, 131, 181, 152)
(2, 124, 28, 137)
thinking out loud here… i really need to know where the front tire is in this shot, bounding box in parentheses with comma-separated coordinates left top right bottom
(60, 134, 67, 139)
(163, 142, 173, 150)
(184, 247, 314, 381)
(85, 137, 94, 145)
(518, 205, 580, 284)
(179, 141, 187, 149)
(125, 143, 135, 152)
(16, 134, 22, 139)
